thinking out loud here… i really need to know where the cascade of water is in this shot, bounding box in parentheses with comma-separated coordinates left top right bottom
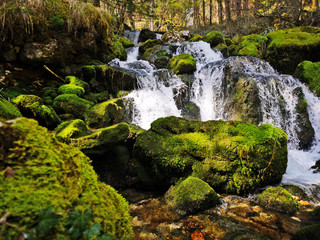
(108, 40, 320, 188)
(124, 30, 141, 44)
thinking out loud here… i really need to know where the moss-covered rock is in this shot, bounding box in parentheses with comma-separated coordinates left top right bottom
(166, 176, 220, 215)
(133, 116, 288, 193)
(0, 98, 22, 120)
(202, 30, 224, 48)
(0, 118, 132, 239)
(190, 34, 203, 42)
(292, 224, 320, 240)
(138, 29, 157, 43)
(295, 61, 320, 97)
(231, 34, 267, 58)
(114, 34, 134, 48)
(53, 94, 94, 119)
(140, 45, 173, 69)
(81, 65, 137, 95)
(58, 76, 90, 97)
(138, 39, 163, 56)
(161, 31, 185, 43)
(13, 94, 60, 129)
(167, 53, 196, 74)
(84, 99, 125, 129)
(54, 119, 90, 143)
(257, 186, 299, 214)
(71, 122, 130, 154)
(266, 27, 320, 74)
(111, 40, 127, 61)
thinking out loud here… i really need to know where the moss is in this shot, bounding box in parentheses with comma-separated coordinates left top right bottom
(167, 53, 196, 74)
(133, 116, 288, 193)
(111, 40, 127, 61)
(266, 27, 320, 74)
(139, 39, 163, 55)
(257, 186, 299, 214)
(190, 34, 203, 42)
(84, 91, 109, 104)
(53, 94, 94, 119)
(114, 34, 134, 48)
(232, 34, 267, 58)
(13, 94, 60, 129)
(42, 86, 58, 105)
(312, 206, 320, 221)
(54, 119, 90, 143)
(84, 99, 124, 129)
(71, 123, 130, 154)
(292, 224, 320, 240)
(0, 98, 22, 120)
(295, 61, 320, 97)
(166, 176, 220, 215)
(0, 118, 132, 239)
(58, 76, 90, 97)
(202, 30, 224, 47)
(140, 45, 172, 68)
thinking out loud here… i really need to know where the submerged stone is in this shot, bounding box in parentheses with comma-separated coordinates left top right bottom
(0, 118, 132, 239)
(165, 176, 220, 215)
(133, 116, 288, 194)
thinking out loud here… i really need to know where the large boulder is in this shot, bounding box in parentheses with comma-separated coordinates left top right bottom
(295, 60, 320, 97)
(13, 94, 61, 129)
(202, 30, 224, 48)
(167, 53, 196, 74)
(58, 76, 90, 97)
(0, 118, 132, 239)
(81, 65, 137, 95)
(138, 39, 163, 56)
(133, 116, 288, 194)
(231, 34, 267, 58)
(0, 98, 22, 120)
(140, 45, 173, 69)
(138, 29, 157, 43)
(266, 27, 320, 74)
(54, 119, 90, 143)
(165, 176, 220, 215)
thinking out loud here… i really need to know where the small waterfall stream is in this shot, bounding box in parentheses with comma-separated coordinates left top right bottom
(109, 40, 320, 189)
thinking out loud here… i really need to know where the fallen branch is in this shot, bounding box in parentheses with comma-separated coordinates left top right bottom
(43, 65, 64, 82)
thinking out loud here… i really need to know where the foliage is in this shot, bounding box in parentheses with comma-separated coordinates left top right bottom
(0, 117, 132, 239)
(257, 186, 299, 214)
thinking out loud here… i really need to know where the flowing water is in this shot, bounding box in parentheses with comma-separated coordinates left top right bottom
(109, 38, 320, 191)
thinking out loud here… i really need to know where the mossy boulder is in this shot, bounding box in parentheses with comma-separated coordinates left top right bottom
(166, 176, 220, 215)
(84, 99, 125, 129)
(114, 34, 134, 48)
(138, 29, 157, 43)
(190, 34, 203, 42)
(71, 122, 130, 155)
(161, 31, 185, 43)
(81, 65, 137, 95)
(0, 98, 22, 120)
(54, 119, 90, 143)
(138, 39, 163, 56)
(53, 94, 94, 119)
(140, 45, 173, 69)
(292, 224, 320, 240)
(133, 116, 288, 193)
(167, 53, 196, 74)
(266, 27, 320, 74)
(293, 87, 315, 150)
(257, 186, 299, 214)
(202, 30, 224, 48)
(295, 61, 320, 97)
(13, 94, 60, 129)
(58, 76, 90, 97)
(111, 40, 127, 61)
(0, 118, 132, 239)
(231, 34, 267, 58)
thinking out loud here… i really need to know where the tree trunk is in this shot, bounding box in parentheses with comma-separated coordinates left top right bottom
(236, 0, 242, 18)
(150, 0, 153, 30)
(118, 0, 127, 33)
(316, 0, 320, 10)
(225, 0, 231, 21)
(210, 0, 213, 24)
(93, 0, 100, 7)
(217, 0, 223, 23)
(194, 0, 199, 27)
(203, 0, 205, 26)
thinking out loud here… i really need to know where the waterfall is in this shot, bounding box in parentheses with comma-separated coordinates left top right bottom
(108, 40, 320, 188)
(124, 30, 141, 44)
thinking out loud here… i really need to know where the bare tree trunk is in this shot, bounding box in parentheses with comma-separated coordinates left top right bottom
(194, 0, 200, 27)
(209, 0, 213, 24)
(203, 0, 206, 26)
(217, 0, 224, 23)
(225, 0, 231, 21)
(236, 0, 242, 18)
(119, 0, 127, 33)
(150, 0, 153, 30)
(93, 0, 100, 7)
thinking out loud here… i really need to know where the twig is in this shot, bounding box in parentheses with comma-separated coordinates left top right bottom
(43, 65, 65, 82)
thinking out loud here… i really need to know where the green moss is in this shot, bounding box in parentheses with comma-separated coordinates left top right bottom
(257, 186, 299, 214)
(232, 34, 267, 58)
(112, 40, 127, 61)
(295, 61, 320, 97)
(292, 224, 320, 240)
(202, 31, 224, 47)
(114, 34, 134, 48)
(166, 176, 220, 215)
(13, 94, 60, 129)
(133, 116, 288, 193)
(0, 118, 132, 239)
(0, 98, 22, 120)
(54, 119, 90, 143)
(84, 99, 124, 129)
(58, 76, 90, 97)
(139, 39, 163, 55)
(53, 94, 94, 119)
(167, 53, 196, 74)
(190, 34, 203, 42)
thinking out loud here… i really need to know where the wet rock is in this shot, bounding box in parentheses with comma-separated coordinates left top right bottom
(202, 30, 224, 48)
(138, 39, 163, 56)
(311, 159, 320, 173)
(161, 31, 190, 43)
(167, 53, 196, 74)
(181, 101, 201, 120)
(140, 45, 173, 69)
(295, 60, 320, 97)
(138, 29, 157, 43)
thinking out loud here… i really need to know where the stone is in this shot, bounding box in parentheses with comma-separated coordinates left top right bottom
(138, 29, 157, 43)
(167, 53, 196, 74)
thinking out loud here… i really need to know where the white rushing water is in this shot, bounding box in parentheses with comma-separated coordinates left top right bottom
(109, 39, 320, 189)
